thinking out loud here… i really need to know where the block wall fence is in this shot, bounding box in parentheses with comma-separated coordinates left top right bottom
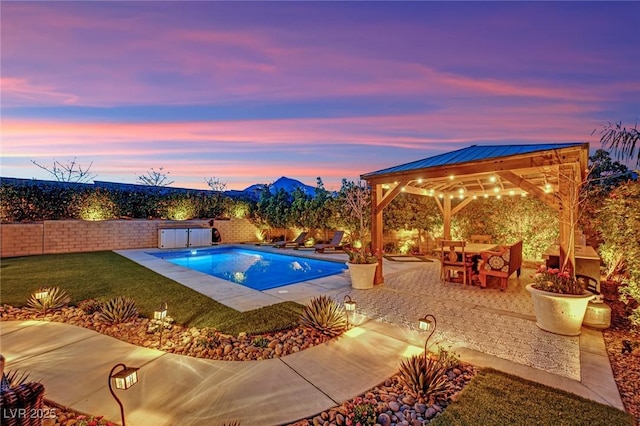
(0, 218, 260, 258)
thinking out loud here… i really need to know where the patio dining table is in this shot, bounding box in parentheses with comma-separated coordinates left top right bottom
(437, 242, 500, 280)
(436, 242, 499, 256)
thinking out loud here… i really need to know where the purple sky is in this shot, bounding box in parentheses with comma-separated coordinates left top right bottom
(2, 1, 639, 190)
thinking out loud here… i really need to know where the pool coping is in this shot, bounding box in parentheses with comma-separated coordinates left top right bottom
(115, 244, 353, 311)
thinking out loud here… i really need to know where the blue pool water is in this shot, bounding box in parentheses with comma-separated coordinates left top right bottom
(149, 247, 347, 291)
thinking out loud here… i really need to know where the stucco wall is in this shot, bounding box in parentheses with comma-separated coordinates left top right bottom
(0, 218, 259, 258)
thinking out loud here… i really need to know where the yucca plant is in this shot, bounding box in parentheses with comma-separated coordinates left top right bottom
(299, 295, 347, 336)
(99, 296, 138, 324)
(25, 287, 71, 313)
(399, 354, 452, 399)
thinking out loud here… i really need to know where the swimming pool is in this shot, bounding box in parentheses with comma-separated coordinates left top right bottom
(149, 247, 347, 291)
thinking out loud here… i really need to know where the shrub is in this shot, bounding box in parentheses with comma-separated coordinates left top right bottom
(346, 397, 377, 425)
(596, 180, 640, 326)
(99, 296, 138, 324)
(436, 345, 461, 370)
(252, 336, 269, 348)
(299, 295, 347, 336)
(74, 189, 118, 220)
(25, 287, 71, 313)
(399, 354, 452, 399)
(78, 298, 102, 314)
(197, 329, 221, 349)
(163, 195, 199, 220)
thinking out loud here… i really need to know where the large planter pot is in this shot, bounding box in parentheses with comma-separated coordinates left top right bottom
(526, 284, 594, 336)
(346, 262, 378, 290)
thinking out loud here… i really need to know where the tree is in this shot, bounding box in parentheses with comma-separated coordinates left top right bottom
(204, 177, 227, 193)
(339, 179, 371, 245)
(31, 157, 96, 183)
(596, 121, 639, 167)
(137, 167, 174, 187)
(587, 149, 630, 191)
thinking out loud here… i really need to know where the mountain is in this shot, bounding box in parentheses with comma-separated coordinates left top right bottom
(243, 176, 316, 199)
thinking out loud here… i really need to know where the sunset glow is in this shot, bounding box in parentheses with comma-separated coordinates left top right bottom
(1, 2, 638, 190)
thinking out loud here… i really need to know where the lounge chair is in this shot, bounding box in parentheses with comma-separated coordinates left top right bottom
(274, 231, 308, 249)
(314, 231, 345, 253)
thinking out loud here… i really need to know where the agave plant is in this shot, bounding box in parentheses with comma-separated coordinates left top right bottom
(299, 295, 347, 336)
(4, 369, 32, 388)
(26, 287, 71, 313)
(99, 296, 138, 324)
(399, 354, 452, 399)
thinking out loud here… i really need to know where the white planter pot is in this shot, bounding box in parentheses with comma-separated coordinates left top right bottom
(526, 284, 594, 336)
(346, 262, 378, 290)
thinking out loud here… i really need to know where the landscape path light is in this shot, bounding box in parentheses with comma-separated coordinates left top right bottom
(418, 314, 437, 361)
(108, 363, 140, 426)
(343, 295, 356, 329)
(33, 289, 49, 300)
(154, 301, 168, 348)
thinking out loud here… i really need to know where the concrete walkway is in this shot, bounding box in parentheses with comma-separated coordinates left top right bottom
(1, 319, 422, 426)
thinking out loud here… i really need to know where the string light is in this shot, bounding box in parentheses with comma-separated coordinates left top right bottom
(489, 175, 496, 183)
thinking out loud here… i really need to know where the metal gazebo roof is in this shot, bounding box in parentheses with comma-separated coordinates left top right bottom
(362, 143, 586, 179)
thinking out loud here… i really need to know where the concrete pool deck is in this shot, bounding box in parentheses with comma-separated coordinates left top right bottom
(116, 245, 359, 311)
(2, 247, 623, 424)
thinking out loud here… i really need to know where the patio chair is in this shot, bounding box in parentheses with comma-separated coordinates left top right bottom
(314, 230, 345, 253)
(274, 231, 308, 249)
(440, 240, 473, 286)
(478, 240, 523, 291)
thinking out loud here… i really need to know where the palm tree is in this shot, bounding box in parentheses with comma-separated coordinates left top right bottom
(597, 121, 639, 167)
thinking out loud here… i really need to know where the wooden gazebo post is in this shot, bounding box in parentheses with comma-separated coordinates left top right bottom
(371, 183, 384, 284)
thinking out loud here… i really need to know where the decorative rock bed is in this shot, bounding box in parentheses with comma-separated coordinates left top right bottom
(0, 305, 332, 361)
(286, 364, 477, 426)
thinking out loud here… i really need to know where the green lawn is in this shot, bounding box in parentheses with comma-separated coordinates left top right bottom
(431, 368, 633, 426)
(0, 251, 302, 335)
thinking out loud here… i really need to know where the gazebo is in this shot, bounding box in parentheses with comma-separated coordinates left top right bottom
(360, 143, 590, 285)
